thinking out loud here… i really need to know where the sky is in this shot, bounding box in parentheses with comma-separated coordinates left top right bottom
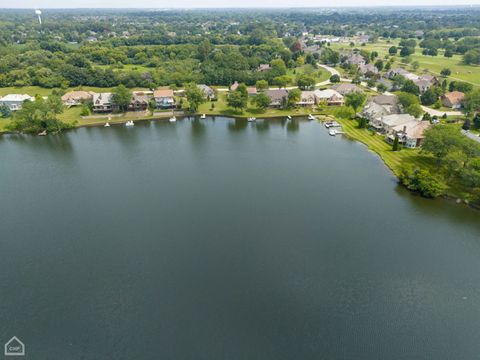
(1, 0, 479, 8)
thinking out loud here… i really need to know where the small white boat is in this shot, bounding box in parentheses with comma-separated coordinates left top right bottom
(38, 130, 47, 136)
(200, 114, 206, 119)
(169, 116, 177, 123)
(308, 114, 315, 121)
(104, 122, 110, 127)
(287, 115, 292, 120)
(247, 117, 256, 122)
(329, 129, 337, 136)
(125, 120, 134, 127)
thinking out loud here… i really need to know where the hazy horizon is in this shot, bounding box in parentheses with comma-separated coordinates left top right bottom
(1, 0, 479, 9)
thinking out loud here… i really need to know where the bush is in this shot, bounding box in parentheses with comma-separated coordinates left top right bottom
(399, 167, 445, 198)
(329, 74, 340, 83)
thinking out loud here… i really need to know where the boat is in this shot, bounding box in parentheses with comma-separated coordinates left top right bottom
(169, 116, 177, 123)
(125, 120, 134, 127)
(38, 130, 47, 136)
(329, 129, 337, 136)
(308, 114, 315, 121)
(200, 114, 206, 119)
(247, 117, 256, 122)
(287, 115, 292, 120)
(104, 122, 110, 127)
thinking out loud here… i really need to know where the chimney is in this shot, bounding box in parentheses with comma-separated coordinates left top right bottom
(403, 125, 407, 133)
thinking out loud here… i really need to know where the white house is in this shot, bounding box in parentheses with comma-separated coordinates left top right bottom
(0, 94, 35, 111)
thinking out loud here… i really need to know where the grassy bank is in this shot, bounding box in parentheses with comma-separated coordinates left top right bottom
(333, 117, 473, 200)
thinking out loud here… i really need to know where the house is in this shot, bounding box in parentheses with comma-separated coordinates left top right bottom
(197, 84, 215, 100)
(0, 94, 35, 111)
(247, 87, 257, 96)
(257, 64, 271, 72)
(93, 92, 116, 112)
(386, 120, 431, 148)
(129, 92, 150, 111)
(413, 74, 439, 94)
(265, 89, 288, 108)
(296, 91, 316, 107)
(313, 89, 344, 106)
(154, 89, 175, 109)
(358, 63, 378, 76)
(380, 113, 417, 133)
(61, 91, 93, 106)
(441, 91, 465, 109)
(229, 81, 239, 91)
(331, 83, 364, 96)
(362, 95, 400, 130)
(342, 52, 366, 66)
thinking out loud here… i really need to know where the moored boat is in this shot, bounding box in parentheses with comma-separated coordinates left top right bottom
(247, 117, 256, 122)
(125, 120, 134, 127)
(169, 116, 177, 123)
(104, 122, 110, 127)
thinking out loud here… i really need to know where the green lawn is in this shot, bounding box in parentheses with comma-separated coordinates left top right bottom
(334, 117, 472, 199)
(287, 65, 331, 85)
(198, 93, 318, 118)
(0, 86, 150, 97)
(330, 39, 480, 87)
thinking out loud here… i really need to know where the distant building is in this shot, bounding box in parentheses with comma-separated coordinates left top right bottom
(0, 94, 35, 111)
(441, 91, 465, 109)
(265, 89, 288, 108)
(61, 91, 93, 106)
(229, 81, 239, 91)
(93, 92, 116, 112)
(386, 120, 431, 148)
(331, 83, 364, 96)
(296, 91, 316, 107)
(380, 113, 417, 134)
(257, 64, 271, 72)
(129, 92, 150, 111)
(313, 89, 344, 106)
(197, 84, 216, 100)
(362, 95, 400, 130)
(153, 89, 175, 109)
(247, 87, 257, 96)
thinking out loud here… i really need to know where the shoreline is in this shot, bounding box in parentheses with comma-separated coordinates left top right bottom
(2, 113, 477, 210)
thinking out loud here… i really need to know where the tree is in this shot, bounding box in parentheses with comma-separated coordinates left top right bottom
(400, 47, 414, 57)
(273, 75, 291, 88)
(374, 59, 384, 71)
(402, 80, 420, 95)
(6, 98, 72, 134)
(462, 119, 471, 131)
(287, 88, 301, 108)
(464, 89, 480, 115)
(420, 87, 439, 106)
(399, 167, 444, 198)
(46, 95, 65, 115)
(473, 114, 480, 129)
(388, 46, 398, 55)
(377, 83, 387, 93)
(253, 93, 270, 111)
(411, 61, 420, 71)
(345, 92, 366, 114)
(463, 49, 480, 65)
(421, 125, 464, 165)
(440, 68, 451, 77)
(329, 74, 340, 83)
(296, 74, 315, 90)
(112, 84, 131, 112)
(185, 83, 206, 112)
(0, 103, 11, 118)
(227, 91, 247, 112)
(392, 135, 400, 151)
(255, 80, 268, 92)
(397, 92, 423, 118)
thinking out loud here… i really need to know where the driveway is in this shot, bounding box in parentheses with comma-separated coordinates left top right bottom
(462, 130, 480, 143)
(421, 106, 462, 117)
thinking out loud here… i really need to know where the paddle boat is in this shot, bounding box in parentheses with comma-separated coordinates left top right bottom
(169, 116, 177, 123)
(287, 115, 292, 120)
(308, 114, 315, 121)
(329, 129, 337, 136)
(104, 122, 110, 127)
(247, 117, 256, 122)
(200, 114, 206, 119)
(125, 120, 134, 127)
(38, 130, 47, 136)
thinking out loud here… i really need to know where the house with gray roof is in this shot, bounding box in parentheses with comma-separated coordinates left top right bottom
(331, 83, 364, 95)
(265, 89, 288, 108)
(0, 94, 35, 111)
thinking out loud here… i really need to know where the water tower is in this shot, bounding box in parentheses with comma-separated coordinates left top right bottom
(35, 9, 42, 25)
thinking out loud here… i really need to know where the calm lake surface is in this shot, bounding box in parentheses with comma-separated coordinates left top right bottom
(1, 117, 480, 360)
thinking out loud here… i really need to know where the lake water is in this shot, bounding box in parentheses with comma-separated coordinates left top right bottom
(1, 117, 480, 360)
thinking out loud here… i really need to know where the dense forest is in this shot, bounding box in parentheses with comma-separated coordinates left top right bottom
(0, 7, 479, 89)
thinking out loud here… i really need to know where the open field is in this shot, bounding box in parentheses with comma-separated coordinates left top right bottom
(330, 39, 480, 87)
